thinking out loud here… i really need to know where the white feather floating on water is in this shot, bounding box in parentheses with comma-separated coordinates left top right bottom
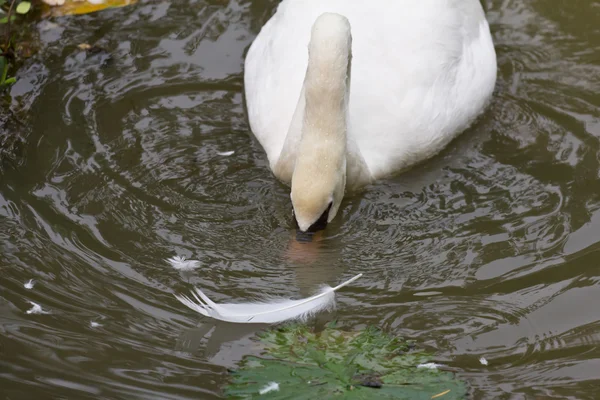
(24, 279, 35, 289)
(167, 256, 201, 271)
(217, 150, 235, 156)
(174, 273, 362, 324)
(417, 362, 443, 370)
(26, 301, 50, 315)
(259, 382, 280, 395)
(479, 356, 488, 366)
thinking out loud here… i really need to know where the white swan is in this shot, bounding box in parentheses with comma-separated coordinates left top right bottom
(244, 0, 497, 232)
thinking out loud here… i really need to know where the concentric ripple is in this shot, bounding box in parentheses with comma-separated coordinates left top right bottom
(1, 0, 600, 398)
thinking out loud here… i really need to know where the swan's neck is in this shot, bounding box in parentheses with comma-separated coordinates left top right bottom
(290, 13, 352, 231)
(301, 33, 351, 156)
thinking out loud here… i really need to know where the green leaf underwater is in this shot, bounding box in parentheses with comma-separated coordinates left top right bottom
(223, 324, 468, 399)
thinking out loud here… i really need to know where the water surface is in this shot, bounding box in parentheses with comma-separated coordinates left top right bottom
(1, 0, 600, 398)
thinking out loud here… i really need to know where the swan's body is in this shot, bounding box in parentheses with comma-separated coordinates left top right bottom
(244, 0, 497, 231)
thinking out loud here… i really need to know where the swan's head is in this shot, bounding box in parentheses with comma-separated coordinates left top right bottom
(290, 12, 351, 232)
(291, 178, 342, 233)
(292, 199, 332, 233)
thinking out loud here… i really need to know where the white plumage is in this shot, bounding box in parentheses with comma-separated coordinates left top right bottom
(244, 0, 497, 230)
(174, 273, 362, 323)
(26, 301, 50, 315)
(166, 256, 201, 271)
(246, 0, 496, 178)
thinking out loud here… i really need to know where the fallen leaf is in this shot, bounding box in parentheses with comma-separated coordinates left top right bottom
(432, 389, 451, 399)
(42, 0, 136, 17)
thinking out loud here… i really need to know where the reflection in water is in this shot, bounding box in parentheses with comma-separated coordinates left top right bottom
(1, 0, 600, 398)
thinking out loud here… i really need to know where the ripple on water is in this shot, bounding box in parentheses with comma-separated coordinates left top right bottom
(2, 0, 600, 398)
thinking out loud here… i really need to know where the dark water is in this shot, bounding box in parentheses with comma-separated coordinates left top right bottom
(1, 0, 600, 398)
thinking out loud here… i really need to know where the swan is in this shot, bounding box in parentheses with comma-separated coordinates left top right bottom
(244, 0, 497, 232)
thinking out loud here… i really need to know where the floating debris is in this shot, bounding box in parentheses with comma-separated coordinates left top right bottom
(259, 382, 279, 395)
(432, 389, 452, 399)
(417, 362, 443, 370)
(42, 0, 65, 5)
(166, 256, 201, 271)
(217, 150, 235, 156)
(42, 0, 137, 17)
(26, 302, 50, 315)
(24, 279, 35, 289)
(413, 291, 443, 297)
(479, 356, 488, 366)
(90, 321, 102, 328)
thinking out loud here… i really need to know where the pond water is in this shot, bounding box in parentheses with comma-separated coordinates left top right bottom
(1, 0, 600, 398)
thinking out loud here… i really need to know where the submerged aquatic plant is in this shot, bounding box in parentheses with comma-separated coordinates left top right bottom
(224, 323, 467, 399)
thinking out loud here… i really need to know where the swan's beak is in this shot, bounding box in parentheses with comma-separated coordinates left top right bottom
(293, 203, 332, 236)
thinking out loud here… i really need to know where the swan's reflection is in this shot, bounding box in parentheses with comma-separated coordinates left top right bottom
(175, 225, 352, 363)
(284, 229, 348, 296)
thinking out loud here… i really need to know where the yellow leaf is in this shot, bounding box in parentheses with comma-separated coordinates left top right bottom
(42, 0, 136, 17)
(431, 389, 451, 399)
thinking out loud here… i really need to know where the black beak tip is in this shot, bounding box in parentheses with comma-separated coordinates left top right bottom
(292, 202, 332, 241)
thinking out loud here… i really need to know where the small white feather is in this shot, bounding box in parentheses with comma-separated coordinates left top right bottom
(90, 321, 102, 328)
(24, 279, 35, 289)
(175, 273, 362, 323)
(259, 382, 279, 395)
(167, 256, 201, 271)
(417, 362, 443, 370)
(217, 150, 235, 156)
(479, 356, 488, 366)
(26, 301, 50, 315)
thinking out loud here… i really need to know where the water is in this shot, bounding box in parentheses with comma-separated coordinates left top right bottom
(1, 0, 600, 398)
